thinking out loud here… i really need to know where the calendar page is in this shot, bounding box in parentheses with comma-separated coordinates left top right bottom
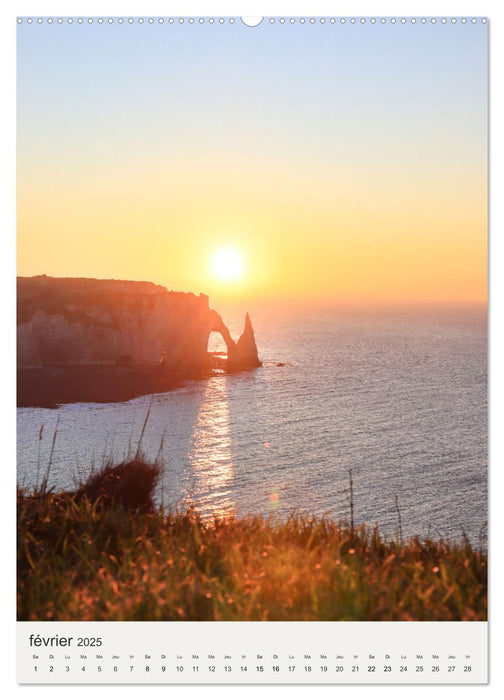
(16, 10, 488, 685)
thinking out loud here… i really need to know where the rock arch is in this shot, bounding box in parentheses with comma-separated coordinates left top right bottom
(16, 276, 262, 405)
(208, 310, 261, 369)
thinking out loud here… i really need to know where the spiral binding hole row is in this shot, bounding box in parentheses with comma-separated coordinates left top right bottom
(17, 17, 488, 26)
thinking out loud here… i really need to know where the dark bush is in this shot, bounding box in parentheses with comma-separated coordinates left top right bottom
(75, 459, 161, 512)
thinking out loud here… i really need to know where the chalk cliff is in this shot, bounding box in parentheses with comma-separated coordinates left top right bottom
(17, 276, 260, 406)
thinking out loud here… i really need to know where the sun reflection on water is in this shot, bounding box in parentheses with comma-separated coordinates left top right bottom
(185, 376, 235, 521)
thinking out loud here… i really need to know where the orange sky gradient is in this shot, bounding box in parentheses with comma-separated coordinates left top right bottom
(17, 21, 487, 309)
(17, 158, 487, 307)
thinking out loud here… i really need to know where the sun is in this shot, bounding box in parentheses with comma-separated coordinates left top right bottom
(210, 247, 244, 283)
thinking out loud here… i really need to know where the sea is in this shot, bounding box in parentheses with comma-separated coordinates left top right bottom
(17, 306, 487, 544)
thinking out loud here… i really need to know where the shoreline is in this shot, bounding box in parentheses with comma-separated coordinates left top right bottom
(17, 353, 253, 408)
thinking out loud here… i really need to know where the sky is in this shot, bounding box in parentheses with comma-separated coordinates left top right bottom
(17, 18, 487, 306)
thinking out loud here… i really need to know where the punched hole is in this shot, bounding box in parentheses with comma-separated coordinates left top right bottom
(241, 17, 263, 27)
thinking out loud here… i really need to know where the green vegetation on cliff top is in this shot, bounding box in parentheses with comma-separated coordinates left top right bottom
(17, 459, 487, 622)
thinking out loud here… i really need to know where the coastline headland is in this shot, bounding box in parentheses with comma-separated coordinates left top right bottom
(17, 275, 260, 407)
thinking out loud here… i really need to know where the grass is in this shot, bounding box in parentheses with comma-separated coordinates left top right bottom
(17, 458, 487, 622)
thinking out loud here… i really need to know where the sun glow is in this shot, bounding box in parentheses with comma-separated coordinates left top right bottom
(210, 248, 244, 283)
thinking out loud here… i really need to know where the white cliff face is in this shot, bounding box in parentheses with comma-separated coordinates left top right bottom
(17, 276, 262, 407)
(17, 276, 261, 381)
(17, 277, 212, 373)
